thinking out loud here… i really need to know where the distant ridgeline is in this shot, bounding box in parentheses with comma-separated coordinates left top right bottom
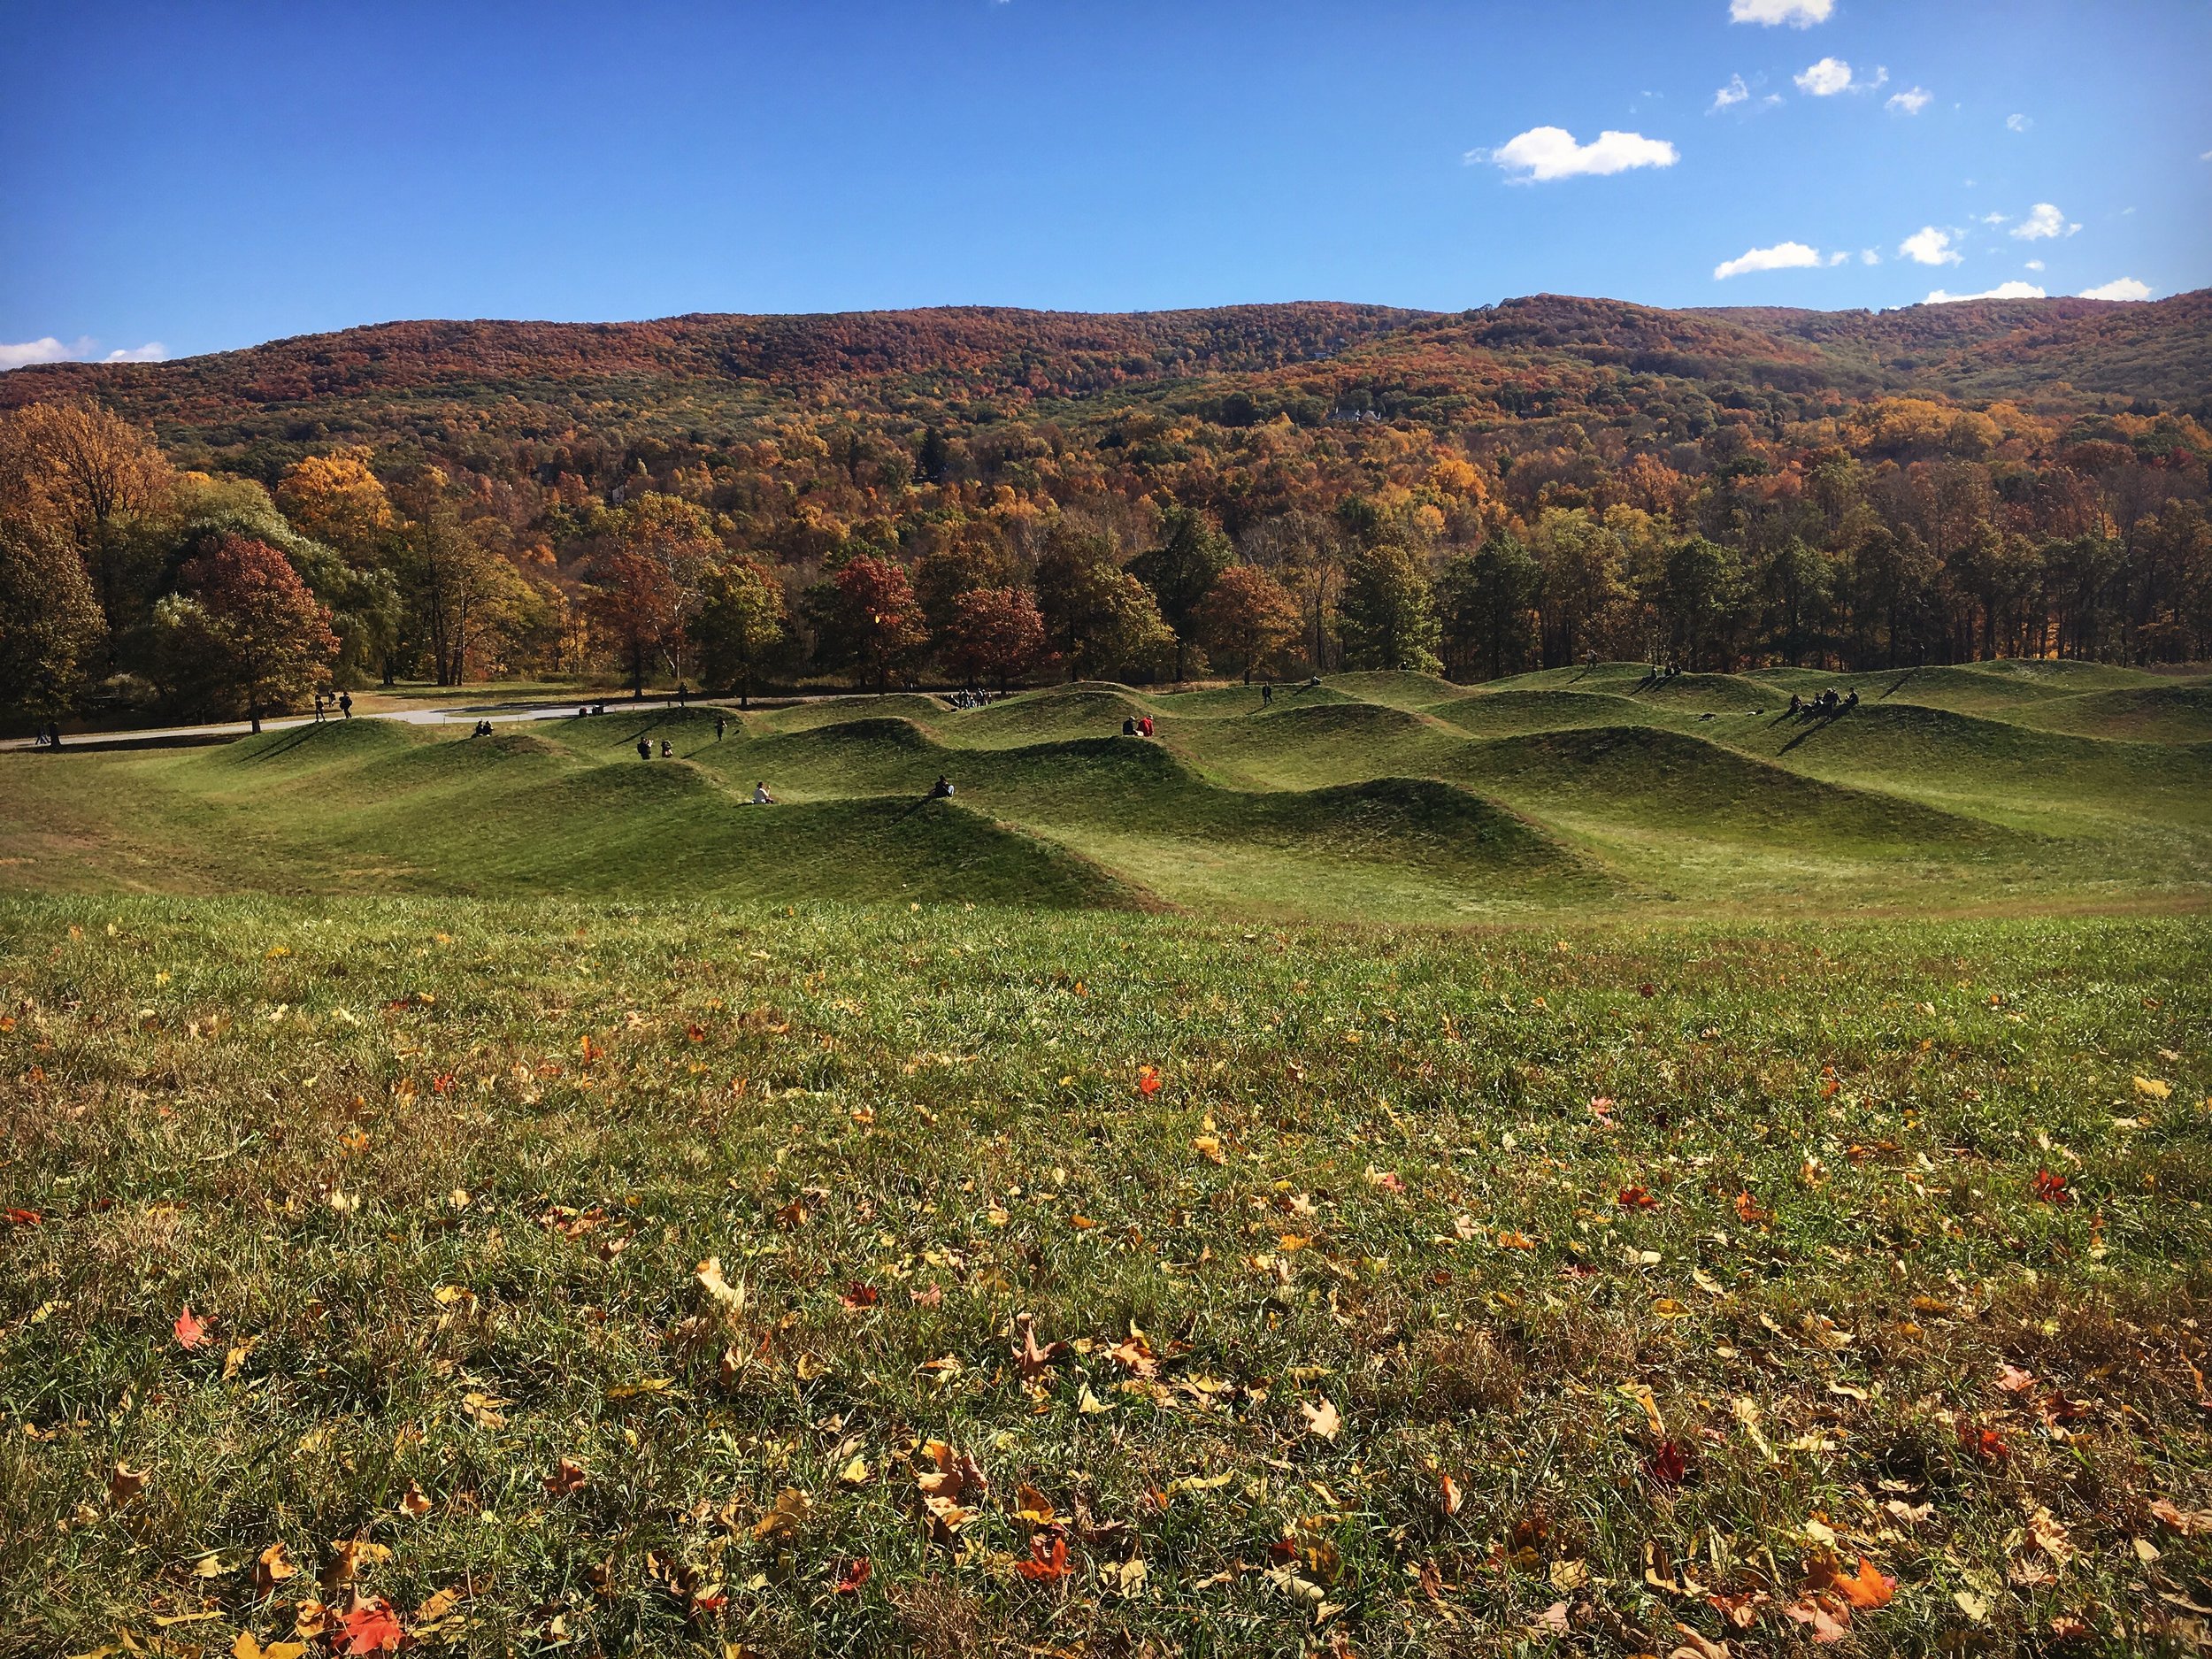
(1, 292, 2207, 729)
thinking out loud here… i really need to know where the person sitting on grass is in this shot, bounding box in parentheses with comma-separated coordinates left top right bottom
(928, 774, 956, 799)
(660, 738, 673, 757)
(753, 780, 776, 804)
(1123, 716, 1137, 736)
(637, 737, 652, 761)
(1844, 688, 1859, 710)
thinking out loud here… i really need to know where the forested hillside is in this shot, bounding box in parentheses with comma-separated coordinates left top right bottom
(3, 291, 2208, 729)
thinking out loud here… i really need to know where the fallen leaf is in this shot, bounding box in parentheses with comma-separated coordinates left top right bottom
(832, 1556, 872, 1594)
(175, 1306, 210, 1349)
(319, 1537, 391, 1591)
(1779, 1595, 1851, 1643)
(1110, 1328, 1158, 1379)
(2135, 1076, 2171, 1101)
(1014, 1532, 1072, 1581)
(750, 1486, 810, 1542)
(1618, 1186, 1657, 1210)
(1136, 1065, 1163, 1096)
(255, 1540, 300, 1594)
(695, 1257, 746, 1311)
(1669, 1624, 1730, 1659)
(1301, 1396, 1343, 1441)
(1531, 1600, 1571, 1636)
(2152, 1497, 2212, 1535)
(337, 1597, 405, 1655)
(544, 1457, 588, 1496)
(839, 1282, 879, 1310)
(108, 1461, 148, 1505)
(232, 1637, 308, 1659)
(1013, 1315, 1067, 1380)
(397, 1480, 433, 1518)
(1820, 1555, 1896, 1609)
(1439, 1472, 1463, 1516)
(1995, 1363, 2037, 1394)
(838, 1454, 872, 1487)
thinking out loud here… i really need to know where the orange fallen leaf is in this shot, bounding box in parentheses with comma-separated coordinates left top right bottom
(832, 1556, 872, 1594)
(1820, 1555, 1896, 1610)
(1013, 1316, 1067, 1380)
(544, 1457, 588, 1496)
(255, 1540, 300, 1594)
(108, 1461, 149, 1504)
(1135, 1065, 1162, 1096)
(338, 1597, 405, 1655)
(1301, 1396, 1343, 1440)
(1014, 1532, 1072, 1581)
(175, 1306, 210, 1349)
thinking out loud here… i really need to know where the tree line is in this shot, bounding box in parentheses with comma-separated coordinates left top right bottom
(3, 383, 2208, 726)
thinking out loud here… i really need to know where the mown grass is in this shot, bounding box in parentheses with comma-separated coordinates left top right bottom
(5, 897, 2212, 1656)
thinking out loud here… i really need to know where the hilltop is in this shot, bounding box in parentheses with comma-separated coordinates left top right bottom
(5, 291, 2207, 465)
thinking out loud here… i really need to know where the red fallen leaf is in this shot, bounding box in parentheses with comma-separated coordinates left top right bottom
(1617, 1186, 1657, 1210)
(1638, 982, 1655, 997)
(2032, 1169, 2072, 1204)
(1644, 1439, 1692, 1485)
(687, 1023, 707, 1042)
(1958, 1421, 2011, 1463)
(430, 1072, 454, 1094)
(1267, 1536, 1297, 1564)
(1734, 1191, 1771, 1225)
(4, 1208, 40, 1225)
(1014, 1316, 1067, 1379)
(1781, 1594, 1852, 1643)
(1135, 1065, 1163, 1096)
(840, 1283, 879, 1310)
(1818, 1555, 1896, 1610)
(543, 1457, 588, 1495)
(833, 1556, 872, 1594)
(1559, 1263, 1598, 1279)
(1014, 1532, 1072, 1581)
(339, 1596, 406, 1655)
(174, 1306, 210, 1349)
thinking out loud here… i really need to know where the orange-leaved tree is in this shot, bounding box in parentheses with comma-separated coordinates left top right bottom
(1194, 565, 1301, 683)
(818, 554, 928, 693)
(939, 586, 1046, 692)
(172, 534, 338, 731)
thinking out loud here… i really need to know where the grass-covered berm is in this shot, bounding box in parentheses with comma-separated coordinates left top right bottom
(4, 896, 2210, 1656)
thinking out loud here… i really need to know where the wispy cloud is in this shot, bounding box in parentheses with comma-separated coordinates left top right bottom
(1711, 74, 1751, 111)
(2010, 202, 2078, 240)
(1924, 280, 2046, 303)
(2006, 113, 2032, 133)
(1473, 127, 1678, 182)
(1886, 86, 1932, 115)
(1899, 226, 1963, 266)
(1730, 0, 1832, 26)
(2078, 277, 2152, 301)
(1794, 58, 1886, 97)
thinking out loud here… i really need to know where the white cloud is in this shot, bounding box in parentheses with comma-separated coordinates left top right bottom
(1977, 211, 2008, 226)
(1480, 127, 1678, 181)
(2006, 113, 2032, 133)
(1711, 74, 1750, 111)
(1924, 281, 2047, 303)
(2024, 259, 2044, 271)
(2011, 202, 2078, 240)
(1861, 248, 1882, 265)
(1793, 57, 1885, 96)
(1899, 226, 1963, 266)
(0, 337, 75, 371)
(0, 334, 164, 372)
(1731, 0, 1832, 25)
(1886, 86, 1932, 115)
(1713, 241, 1825, 279)
(2078, 277, 2152, 302)
(1794, 57, 1854, 96)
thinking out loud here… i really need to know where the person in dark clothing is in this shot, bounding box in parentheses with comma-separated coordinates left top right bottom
(1789, 693, 1802, 715)
(338, 693, 352, 718)
(715, 714, 726, 741)
(1261, 682, 1273, 706)
(1122, 716, 1137, 736)
(677, 685, 687, 707)
(637, 737, 652, 761)
(928, 775, 955, 799)
(660, 738, 672, 757)
(1844, 688, 1859, 709)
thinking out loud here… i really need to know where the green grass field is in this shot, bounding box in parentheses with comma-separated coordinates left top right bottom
(3, 665, 2209, 1656)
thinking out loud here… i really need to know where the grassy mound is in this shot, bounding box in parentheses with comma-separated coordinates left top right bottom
(947, 687, 1153, 748)
(1426, 687, 1655, 737)
(2002, 683, 2212, 744)
(1161, 701, 1467, 788)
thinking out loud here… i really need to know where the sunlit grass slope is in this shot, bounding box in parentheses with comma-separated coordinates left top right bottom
(0, 662, 2204, 918)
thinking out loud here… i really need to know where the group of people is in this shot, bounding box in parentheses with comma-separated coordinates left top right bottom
(573, 702, 610, 718)
(1120, 714, 1156, 738)
(946, 688, 998, 710)
(1789, 688, 1860, 717)
(468, 718, 496, 737)
(28, 721, 64, 749)
(311, 691, 354, 721)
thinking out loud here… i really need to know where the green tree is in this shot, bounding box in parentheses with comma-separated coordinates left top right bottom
(1129, 507, 1233, 681)
(0, 519, 106, 717)
(1438, 532, 1540, 680)
(1034, 526, 1174, 681)
(694, 557, 789, 707)
(1337, 543, 1441, 673)
(1757, 537, 1835, 666)
(1659, 538, 1748, 672)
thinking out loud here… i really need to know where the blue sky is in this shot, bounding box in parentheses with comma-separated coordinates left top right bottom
(3, 0, 2208, 365)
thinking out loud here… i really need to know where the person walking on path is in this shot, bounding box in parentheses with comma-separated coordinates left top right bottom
(1261, 682, 1273, 706)
(338, 692, 352, 718)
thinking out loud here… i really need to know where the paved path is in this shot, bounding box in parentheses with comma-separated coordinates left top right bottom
(2, 695, 725, 753)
